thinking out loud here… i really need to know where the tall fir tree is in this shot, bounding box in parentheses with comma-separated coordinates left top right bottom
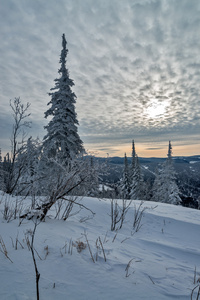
(43, 34, 84, 162)
(151, 141, 181, 205)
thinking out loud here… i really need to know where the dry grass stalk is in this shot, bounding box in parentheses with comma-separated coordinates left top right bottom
(125, 258, 134, 277)
(62, 241, 67, 254)
(98, 237, 106, 262)
(112, 231, 118, 243)
(148, 275, 155, 284)
(83, 233, 95, 263)
(44, 245, 49, 259)
(68, 238, 73, 255)
(133, 201, 146, 232)
(24, 233, 31, 250)
(103, 231, 108, 243)
(191, 281, 200, 300)
(0, 235, 13, 263)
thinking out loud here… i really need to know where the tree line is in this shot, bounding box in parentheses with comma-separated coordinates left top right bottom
(119, 140, 181, 205)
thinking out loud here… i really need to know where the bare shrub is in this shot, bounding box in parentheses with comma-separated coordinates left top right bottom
(5, 97, 31, 195)
(110, 199, 132, 231)
(54, 199, 64, 219)
(61, 196, 81, 221)
(20, 160, 95, 222)
(191, 267, 200, 300)
(1, 196, 24, 222)
(132, 201, 147, 233)
(191, 281, 200, 300)
(10, 233, 24, 250)
(79, 214, 94, 223)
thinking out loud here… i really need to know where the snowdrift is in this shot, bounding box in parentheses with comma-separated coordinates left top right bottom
(0, 192, 200, 300)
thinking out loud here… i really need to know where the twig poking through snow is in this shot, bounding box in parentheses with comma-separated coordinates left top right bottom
(0, 236, 13, 263)
(125, 258, 134, 277)
(148, 275, 155, 284)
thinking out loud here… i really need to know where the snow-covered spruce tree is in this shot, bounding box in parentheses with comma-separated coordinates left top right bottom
(151, 141, 181, 205)
(128, 140, 145, 200)
(43, 34, 84, 163)
(131, 140, 136, 175)
(16, 137, 41, 197)
(130, 155, 145, 200)
(84, 157, 99, 197)
(120, 153, 131, 199)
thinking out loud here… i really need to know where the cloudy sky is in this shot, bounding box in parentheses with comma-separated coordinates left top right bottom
(0, 0, 200, 157)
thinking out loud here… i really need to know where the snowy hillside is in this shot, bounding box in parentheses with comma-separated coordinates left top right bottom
(1, 192, 200, 300)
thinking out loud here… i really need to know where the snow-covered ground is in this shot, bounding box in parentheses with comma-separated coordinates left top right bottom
(1, 192, 200, 300)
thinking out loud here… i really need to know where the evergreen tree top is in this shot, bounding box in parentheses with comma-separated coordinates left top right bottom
(167, 141, 173, 162)
(131, 139, 136, 168)
(132, 140, 136, 158)
(59, 34, 68, 75)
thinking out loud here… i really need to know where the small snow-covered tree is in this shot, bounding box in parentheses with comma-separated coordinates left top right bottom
(16, 137, 41, 198)
(43, 34, 84, 163)
(120, 153, 131, 199)
(130, 155, 145, 200)
(151, 141, 181, 205)
(84, 157, 99, 197)
(127, 140, 145, 200)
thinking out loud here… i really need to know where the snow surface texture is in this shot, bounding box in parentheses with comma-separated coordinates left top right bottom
(0, 192, 200, 300)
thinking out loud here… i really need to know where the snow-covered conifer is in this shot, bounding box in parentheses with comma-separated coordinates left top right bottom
(128, 141, 145, 200)
(151, 141, 181, 205)
(131, 140, 136, 172)
(43, 34, 84, 163)
(84, 157, 99, 197)
(120, 153, 131, 199)
(16, 137, 41, 195)
(130, 155, 145, 200)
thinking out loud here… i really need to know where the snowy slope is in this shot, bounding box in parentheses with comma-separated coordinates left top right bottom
(0, 193, 200, 300)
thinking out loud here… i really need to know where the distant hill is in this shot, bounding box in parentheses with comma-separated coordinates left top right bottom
(105, 155, 200, 165)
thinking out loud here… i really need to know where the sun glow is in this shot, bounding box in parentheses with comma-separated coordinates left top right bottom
(146, 100, 168, 118)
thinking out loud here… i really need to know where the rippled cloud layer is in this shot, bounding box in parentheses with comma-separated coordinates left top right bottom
(0, 0, 199, 156)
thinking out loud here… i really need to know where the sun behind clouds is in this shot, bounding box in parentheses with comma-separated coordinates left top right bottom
(145, 99, 169, 119)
